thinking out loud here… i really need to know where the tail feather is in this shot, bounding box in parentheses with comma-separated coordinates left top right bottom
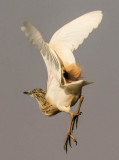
(62, 80, 93, 94)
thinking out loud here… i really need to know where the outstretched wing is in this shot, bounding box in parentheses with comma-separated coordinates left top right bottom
(49, 11, 103, 65)
(21, 22, 62, 87)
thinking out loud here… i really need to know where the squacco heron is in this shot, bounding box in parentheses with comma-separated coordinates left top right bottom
(21, 11, 103, 152)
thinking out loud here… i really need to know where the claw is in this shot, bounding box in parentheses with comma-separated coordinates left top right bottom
(64, 132, 77, 152)
(70, 134, 77, 145)
(71, 112, 82, 131)
(68, 135, 72, 148)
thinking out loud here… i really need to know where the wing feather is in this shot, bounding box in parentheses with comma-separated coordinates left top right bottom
(21, 22, 62, 87)
(49, 11, 103, 65)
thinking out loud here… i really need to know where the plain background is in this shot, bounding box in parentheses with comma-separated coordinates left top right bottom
(0, 0, 119, 159)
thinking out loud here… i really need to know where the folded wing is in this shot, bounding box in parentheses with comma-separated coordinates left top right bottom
(21, 22, 62, 88)
(49, 11, 103, 65)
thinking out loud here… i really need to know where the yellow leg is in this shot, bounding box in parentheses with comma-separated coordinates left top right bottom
(71, 95, 84, 131)
(64, 111, 77, 152)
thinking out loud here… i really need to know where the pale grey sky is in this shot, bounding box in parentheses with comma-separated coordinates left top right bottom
(0, 0, 119, 159)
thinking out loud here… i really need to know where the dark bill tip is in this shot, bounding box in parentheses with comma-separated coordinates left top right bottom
(23, 91, 29, 94)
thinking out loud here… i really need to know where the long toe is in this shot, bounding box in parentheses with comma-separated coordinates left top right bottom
(71, 112, 82, 132)
(64, 132, 77, 153)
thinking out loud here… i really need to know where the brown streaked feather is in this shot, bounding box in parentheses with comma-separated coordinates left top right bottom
(24, 88, 60, 116)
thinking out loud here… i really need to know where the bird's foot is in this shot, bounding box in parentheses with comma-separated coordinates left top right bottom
(64, 130, 77, 153)
(71, 95, 84, 131)
(71, 112, 82, 131)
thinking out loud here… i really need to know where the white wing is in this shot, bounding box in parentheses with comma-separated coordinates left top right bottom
(49, 11, 103, 65)
(21, 22, 62, 87)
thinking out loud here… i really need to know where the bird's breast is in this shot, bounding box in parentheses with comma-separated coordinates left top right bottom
(46, 82, 80, 108)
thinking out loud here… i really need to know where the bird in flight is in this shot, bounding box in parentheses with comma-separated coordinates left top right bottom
(21, 10, 103, 152)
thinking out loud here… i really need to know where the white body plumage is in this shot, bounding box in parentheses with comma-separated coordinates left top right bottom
(21, 11, 103, 113)
(46, 78, 83, 112)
